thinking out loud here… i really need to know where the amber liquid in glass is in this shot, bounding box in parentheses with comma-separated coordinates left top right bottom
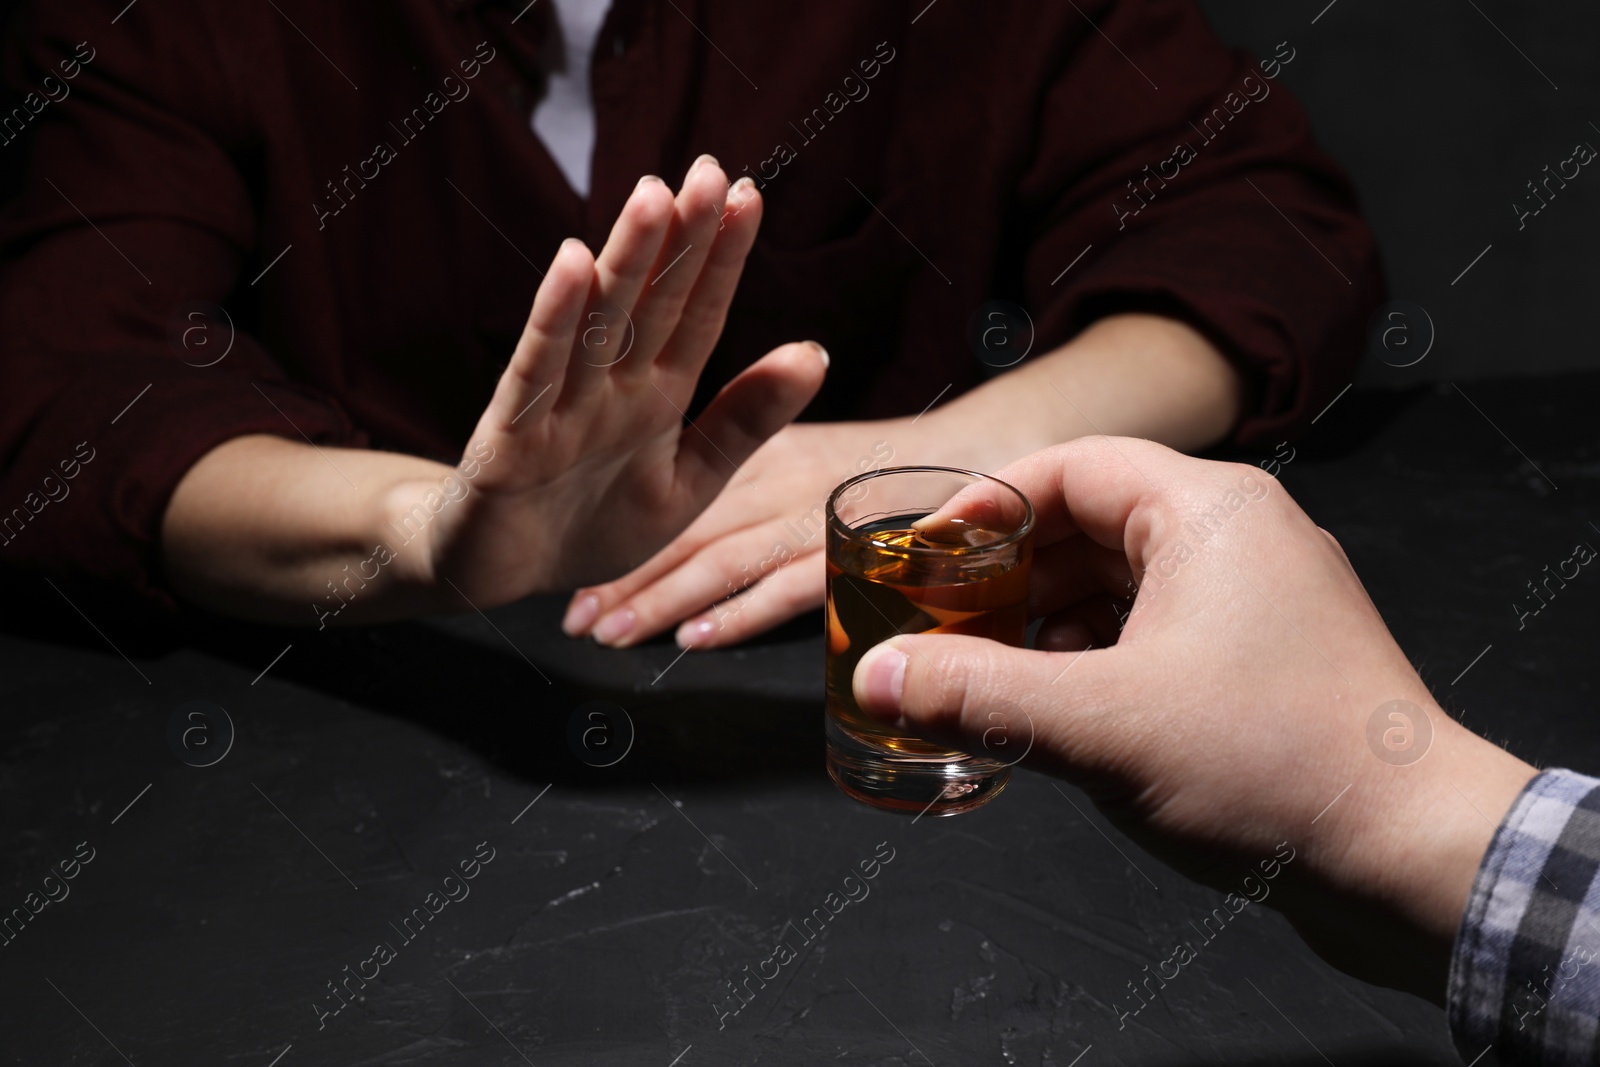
(825, 514, 1029, 766)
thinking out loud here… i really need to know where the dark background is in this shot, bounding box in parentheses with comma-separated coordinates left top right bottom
(2, 3, 1597, 1065)
(1197, 0, 1599, 384)
(4, 0, 1592, 382)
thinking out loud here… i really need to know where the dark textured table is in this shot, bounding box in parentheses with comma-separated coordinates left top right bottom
(3, 373, 1598, 1066)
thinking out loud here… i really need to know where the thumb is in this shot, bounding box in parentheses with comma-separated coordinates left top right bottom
(852, 634, 1123, 773)
(675, 341, 827, 499)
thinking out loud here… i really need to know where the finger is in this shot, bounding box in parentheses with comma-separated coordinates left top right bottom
(654, 175, 762, 378)
(482, 238, 594, 432)
(675, 341, 827, 502)
(675, 550, 825, 650)
(572, 174, 677, 372)
(941, 438, 1279, 579)
(551, 179, 677, 411)
(1036, 594, 1127, 652)
(592, 174, 676, 313)
(928, 436, 1178, 549)
(561, 496, 746, 636)
(1028, 538, 1134, 617)
(620, 154, 730, 378)
(587, 521, 803, 648)
(851, 633, 1129, 777)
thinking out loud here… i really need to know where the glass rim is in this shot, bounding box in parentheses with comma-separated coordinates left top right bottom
(825, 465, 1036, 556)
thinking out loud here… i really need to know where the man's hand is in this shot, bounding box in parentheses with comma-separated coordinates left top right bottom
(850, 437, 1535, 1003)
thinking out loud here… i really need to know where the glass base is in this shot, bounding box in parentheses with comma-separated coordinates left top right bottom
(825, 715, 1010, 817)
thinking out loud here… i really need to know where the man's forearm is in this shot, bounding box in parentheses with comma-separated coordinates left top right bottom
(915, 313, 1247, 471)
(161, 434, 460, 626)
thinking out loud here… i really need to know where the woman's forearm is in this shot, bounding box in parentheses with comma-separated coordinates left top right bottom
(916, 313, 1247, 471)
(160, 434, 459, 627)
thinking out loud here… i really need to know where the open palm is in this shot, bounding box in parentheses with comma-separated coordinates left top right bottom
(419, 157, 826, 604)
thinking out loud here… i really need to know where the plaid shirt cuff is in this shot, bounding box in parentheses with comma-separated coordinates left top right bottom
(1449, 768, 1600, 1066)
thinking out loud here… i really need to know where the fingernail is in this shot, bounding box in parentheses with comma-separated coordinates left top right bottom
(561, 593, 600, 636)
(676, 618, 716, 649)
(593, 607, 637, 646)
(730, 176, 758, 204)
(636, 174, 664, 188)
(692, 153, 719, 172)
(854, 643, 906, 717)
(806, 340, 829, 370)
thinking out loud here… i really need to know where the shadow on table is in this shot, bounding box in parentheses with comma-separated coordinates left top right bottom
(0, 573, 827, 790)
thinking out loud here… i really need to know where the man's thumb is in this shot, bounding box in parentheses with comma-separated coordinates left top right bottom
(852, 634, 1112, 763)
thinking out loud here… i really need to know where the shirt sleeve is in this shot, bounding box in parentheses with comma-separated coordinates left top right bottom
(0, 2, 365, 607)
(1450, 768, 1600, 1065)
(1015, 0, 1385, 447)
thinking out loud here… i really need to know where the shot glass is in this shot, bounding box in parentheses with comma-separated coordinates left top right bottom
(824, 466, 1035, 816)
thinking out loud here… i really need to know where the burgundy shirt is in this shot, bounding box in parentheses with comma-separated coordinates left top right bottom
(0, 0, 1382, 604)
